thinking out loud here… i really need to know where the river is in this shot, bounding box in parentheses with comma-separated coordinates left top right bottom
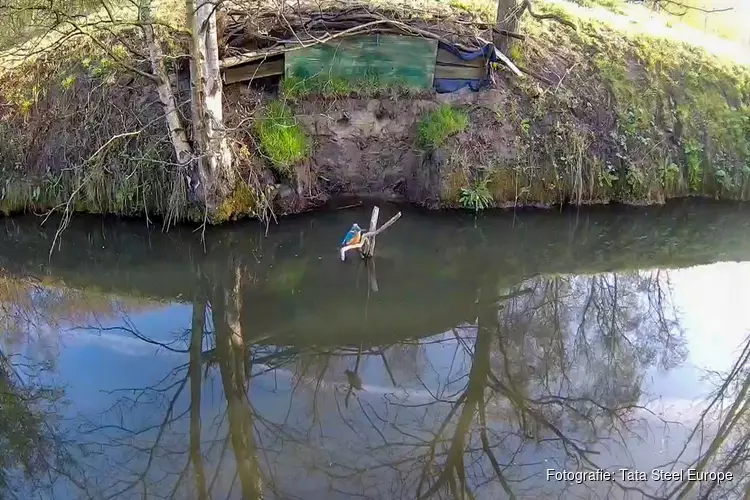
(2, 200, 750, 500)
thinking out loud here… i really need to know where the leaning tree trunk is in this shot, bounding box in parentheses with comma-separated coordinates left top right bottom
(212, 262, 265, 499)
(494, 0, 520, 53)
(187, 0, 235, 213)
(141, 4, 193, 167)
(189, 298, 208, 500)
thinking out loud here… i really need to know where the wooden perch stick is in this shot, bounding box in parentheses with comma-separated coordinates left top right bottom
(362, 211, 402, 239)
(362, 206, 380, 257)
(339, 208, 402, 261)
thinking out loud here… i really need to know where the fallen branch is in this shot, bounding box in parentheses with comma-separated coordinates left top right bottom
(515, 64, 555, 86)
(491, 27, 525, 41)
(519, 0, 577, 31)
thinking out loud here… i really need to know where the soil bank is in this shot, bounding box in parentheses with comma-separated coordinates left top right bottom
(0, 2, 748, 224)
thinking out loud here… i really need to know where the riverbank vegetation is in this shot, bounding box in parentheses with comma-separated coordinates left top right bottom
(0, 0, 748, 223)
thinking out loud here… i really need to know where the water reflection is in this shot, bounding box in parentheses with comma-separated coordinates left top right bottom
(0, 201, 749, 499)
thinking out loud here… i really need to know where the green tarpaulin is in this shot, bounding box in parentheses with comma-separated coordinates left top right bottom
(284, 35, 438, 89)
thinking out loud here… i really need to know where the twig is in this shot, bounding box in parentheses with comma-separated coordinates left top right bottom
(555, 61, 580, 92)
(654, 0, 733, 14)
(515, 64, 555, 86)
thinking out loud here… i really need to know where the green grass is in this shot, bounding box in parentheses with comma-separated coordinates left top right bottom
(255, 101, 309, 173)
(417, 105, 469, 149)
(591, 28, 750, 199)
(459, 177, 493, 211)
(281, 73, 418, 99)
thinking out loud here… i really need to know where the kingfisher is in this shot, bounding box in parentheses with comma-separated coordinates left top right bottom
(341, 223, 363, 247)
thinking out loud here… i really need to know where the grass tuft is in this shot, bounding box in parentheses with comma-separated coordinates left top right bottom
(281, 73, 420, 99)
(417, 105, 469, 149)
(459, 176, 493, 211)
(255, 101, 309, 174)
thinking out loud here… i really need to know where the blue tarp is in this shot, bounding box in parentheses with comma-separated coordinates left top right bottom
(433, 41, 499, 94)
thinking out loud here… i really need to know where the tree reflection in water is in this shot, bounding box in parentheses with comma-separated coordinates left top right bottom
(1, 267, 750, 500)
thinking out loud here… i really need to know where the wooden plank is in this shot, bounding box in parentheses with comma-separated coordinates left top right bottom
(436, 48, 486, 68)
(223, 58, 284, 84)
(434, 63, 487, 80)
(285, 35, 438, 90)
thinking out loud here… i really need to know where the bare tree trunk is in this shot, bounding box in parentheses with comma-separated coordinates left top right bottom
(494, 0, 520, 53)
(187, 0, 235, 213)
(212, 263, 264, 499)
(190, 299, 208, 500)
(141, 3, 193, 167)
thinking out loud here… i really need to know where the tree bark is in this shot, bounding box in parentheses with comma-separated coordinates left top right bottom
(141, 4, 193, 167)
(187, 0, 235, 213)
(212, 263, 264, 499)
(494, 0, 521, 53)
(189, 299, 208, 500)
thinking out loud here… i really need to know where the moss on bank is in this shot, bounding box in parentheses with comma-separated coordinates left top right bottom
(0, 0, 748, 222)
(428, 1, 750, 210)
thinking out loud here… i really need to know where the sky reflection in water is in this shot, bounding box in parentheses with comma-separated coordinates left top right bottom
(1, 203, 750, 500)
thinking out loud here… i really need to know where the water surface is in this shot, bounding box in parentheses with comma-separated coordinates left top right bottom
(2, 200, 750, 500)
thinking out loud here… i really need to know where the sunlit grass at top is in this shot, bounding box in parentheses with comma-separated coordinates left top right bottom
(2, 0, 749, 72)
(544, 0, 750, 66)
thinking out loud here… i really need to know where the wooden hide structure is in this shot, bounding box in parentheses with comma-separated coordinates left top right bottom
(223, 55, 285, 84)
(220, 34, 491, 88)
(284, 35, 438, 89)
(434, 45, 487, 81)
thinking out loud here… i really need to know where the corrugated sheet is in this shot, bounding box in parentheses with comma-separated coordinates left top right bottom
(285, 35, 438, 89)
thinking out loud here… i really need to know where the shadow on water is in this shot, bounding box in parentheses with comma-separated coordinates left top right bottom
(0, 200, 749, 498)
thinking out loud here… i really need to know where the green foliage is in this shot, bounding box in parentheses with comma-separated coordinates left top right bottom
(598, 168, 619, 191)
(281, 71, 416, 99)
(520, 118, 531, 137)
(588, 15, 749, 201)
(684, 140, 703, 192)
(418, 105, 469, 149)
(60, 74, 76, 90)
(659, 160, 681, 189)
(255, 101, 309, 173)
(459, 177, 493, 211)
(508, 43, 526, 66)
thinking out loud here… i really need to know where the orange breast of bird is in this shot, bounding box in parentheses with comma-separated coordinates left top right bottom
(351, 232, 361, 245)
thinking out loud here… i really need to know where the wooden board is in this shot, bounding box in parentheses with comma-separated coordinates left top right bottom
(436, 48, 486, 68)
(223, 57, 284, 84)
(434, 63, 487, 80)
(285, 35, 438, 89)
